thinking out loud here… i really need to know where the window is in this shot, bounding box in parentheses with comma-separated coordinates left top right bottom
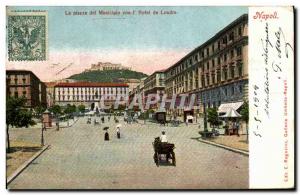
(212, 59, 215, 67)
(218, 41, 221, 49)
(213, 102, 216, 108)
(231, 50, 234, 58)
(14, 78, 18, 85)
(224, 69, 227, 80)
(14, 92, 18, 97)
(237, 47, 242, 56)
(223, 36, 227, 44)
(206, 75, 210, 85)
(201, 51, 204, 58)
(231, 86, 234, 95)
(231, 66, 235, 78)
(229, 32, 234, 41)
(201, 77, 205, 87)
(217, 71, 221, 83)
(224, 53, 227, 62)
(238, 26, 242, 36)
(212, 44, 214, 52)
(238, 62, 243, 76)
(206, 48, 209, 56)
(218, 57, 221, 65)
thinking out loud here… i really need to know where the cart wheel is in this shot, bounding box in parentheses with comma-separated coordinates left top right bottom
(171, 152, 176, 166)
(153, 153, 159, 167)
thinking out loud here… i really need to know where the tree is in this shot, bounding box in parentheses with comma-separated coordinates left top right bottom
(49, 105, 62, 130)
(240, 101, 249, 143)
(207, 108, 221, 130)
(49, 104, 62, 116)
(64, 104, 76, 119)
(34, 105, 46, 117)
(6, 97, 36, 153)
(77, 104, 85, 113)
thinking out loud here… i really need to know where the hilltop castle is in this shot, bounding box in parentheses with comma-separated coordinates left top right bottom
(84, 62, 131, 72)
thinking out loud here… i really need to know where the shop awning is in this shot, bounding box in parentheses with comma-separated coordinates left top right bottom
(219, 108, 241, 118)
(217, 101, 244, 113)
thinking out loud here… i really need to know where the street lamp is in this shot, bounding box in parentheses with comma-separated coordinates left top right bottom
(40, 110, 48, 146)
(203, 103, 208, 132)
(41, 122, 45, 146)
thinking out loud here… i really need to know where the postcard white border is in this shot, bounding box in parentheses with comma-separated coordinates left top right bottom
(249, 6, 294, 189)
(0, 0, 298, 193)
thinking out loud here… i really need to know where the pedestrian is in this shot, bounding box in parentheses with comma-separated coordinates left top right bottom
(160, 131, 168, 143)
(104, 131, 110, 141)
(185, 117, 188, 126)
(116, 127, 121, 139)
(236, 121, 240, 137)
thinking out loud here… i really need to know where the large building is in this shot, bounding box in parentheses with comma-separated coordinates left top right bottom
(113, 78, 142, 93)
(143, 70, 166, 110)
(129, 77, 146, 107)
(164, 14, 248, 115)
(54, 82, 129, 110)
(6, 70, 47, 108)
(84, 62, 131, 72)
(45, 82, 56, 107)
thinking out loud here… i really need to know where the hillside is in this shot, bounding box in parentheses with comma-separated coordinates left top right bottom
(68, 69, 148, 83)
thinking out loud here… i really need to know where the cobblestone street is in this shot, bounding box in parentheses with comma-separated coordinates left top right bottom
(8, 116, 248, 189)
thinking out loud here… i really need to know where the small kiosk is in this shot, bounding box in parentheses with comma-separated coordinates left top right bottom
(183, 107, 194, 123)
(42, 109, 52, 128)
(155, 108, 166, 124)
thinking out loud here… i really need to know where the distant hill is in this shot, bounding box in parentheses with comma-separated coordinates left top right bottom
(68, 69, 148, 83)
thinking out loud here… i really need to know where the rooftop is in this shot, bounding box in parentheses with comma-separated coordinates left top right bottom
(54, 82, 129, 88)
(165, 14, 248, 72)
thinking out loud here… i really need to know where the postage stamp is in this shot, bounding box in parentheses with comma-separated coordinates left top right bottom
(7, 10, 48, 61)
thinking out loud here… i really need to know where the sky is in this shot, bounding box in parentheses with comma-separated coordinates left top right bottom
(6, 6, 248, 82)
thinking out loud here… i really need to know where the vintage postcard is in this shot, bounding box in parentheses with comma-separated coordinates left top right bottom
(5, 6, 294, 190)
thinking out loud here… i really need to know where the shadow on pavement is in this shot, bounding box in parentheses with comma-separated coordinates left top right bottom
(9, 146, 42, 153)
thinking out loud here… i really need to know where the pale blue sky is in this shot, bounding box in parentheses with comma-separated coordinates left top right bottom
(10, 6, 248, 51)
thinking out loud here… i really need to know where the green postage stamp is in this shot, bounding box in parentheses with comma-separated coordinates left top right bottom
(7, 10, 48, 61)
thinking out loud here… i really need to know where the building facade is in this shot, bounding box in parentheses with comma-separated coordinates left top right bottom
(129, 77, 146, 107)
(6, 70, 47, 108)
(143, 70, 166, 110)
(164, 14, 248, 115)
(54, 82, 129, 110)
(45, 82, 56, 107)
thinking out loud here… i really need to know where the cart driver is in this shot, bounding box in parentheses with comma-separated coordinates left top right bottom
(160, 131, 168, 143)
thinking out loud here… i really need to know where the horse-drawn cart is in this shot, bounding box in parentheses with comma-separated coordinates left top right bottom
(152, 137, 176, 166)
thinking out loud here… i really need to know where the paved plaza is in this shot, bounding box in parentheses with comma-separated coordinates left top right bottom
(8, 116, 248, 189)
